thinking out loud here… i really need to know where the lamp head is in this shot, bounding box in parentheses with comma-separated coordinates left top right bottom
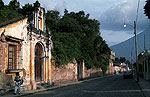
(124, 23, 127, 28)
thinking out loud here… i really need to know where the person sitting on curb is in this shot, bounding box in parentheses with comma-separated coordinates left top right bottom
(14, 72, 23, 95)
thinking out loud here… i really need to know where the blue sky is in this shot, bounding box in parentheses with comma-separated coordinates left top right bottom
(3, 0, 149, 46)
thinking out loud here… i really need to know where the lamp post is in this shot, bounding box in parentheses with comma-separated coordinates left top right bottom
(124, 21, 139, 82)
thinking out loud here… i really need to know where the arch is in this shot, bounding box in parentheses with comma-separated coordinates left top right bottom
(34, 42, 45, 82)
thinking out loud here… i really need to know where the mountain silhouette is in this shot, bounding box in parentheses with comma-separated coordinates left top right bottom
(110, 27, 150, 62)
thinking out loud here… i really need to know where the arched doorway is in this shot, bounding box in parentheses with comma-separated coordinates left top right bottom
(34, 43, 44, 82)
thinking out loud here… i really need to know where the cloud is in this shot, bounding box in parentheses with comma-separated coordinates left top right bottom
(3, 0, 148, 46)
(101, 30, 134, 46)
(99, 0, 150, 46)
(99, 0, 149, 32)
(53, 1, 67, 14)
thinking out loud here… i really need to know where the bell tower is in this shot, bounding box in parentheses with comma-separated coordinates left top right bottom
(33, 0, 46, 32)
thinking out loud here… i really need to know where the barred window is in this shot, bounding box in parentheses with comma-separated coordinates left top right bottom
(8, 45, 17, 69)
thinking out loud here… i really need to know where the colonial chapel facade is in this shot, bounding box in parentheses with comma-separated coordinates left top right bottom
(0, 1, 52, 90)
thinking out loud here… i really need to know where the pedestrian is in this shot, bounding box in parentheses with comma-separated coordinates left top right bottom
(14, 72, 22, 95)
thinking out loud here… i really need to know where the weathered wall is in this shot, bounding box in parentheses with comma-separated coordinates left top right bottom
(0, 18, 28, 39)
(52, 60, 103, 83)
(0, 72, 13, 94)
(0, 18, 31, 90)
(84, 68, 103, 78)
(52, 63, 77, 82)
(80, 61, 103, 79)
(0, 42, 8, 72)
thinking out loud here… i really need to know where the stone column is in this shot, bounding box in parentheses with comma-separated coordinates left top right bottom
(74, 59, 78, 80)
(82, 60, 85, 79)
(43, 53, 46, 83)
(29, 39, 36, 90)
(48, 48, 52, 84)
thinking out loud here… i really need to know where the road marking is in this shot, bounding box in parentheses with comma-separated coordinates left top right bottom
(83, 90, 142, 93)
(142, 89, 150, 91)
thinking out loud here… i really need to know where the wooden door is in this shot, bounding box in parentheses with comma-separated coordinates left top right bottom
(34, 43, 43, 82)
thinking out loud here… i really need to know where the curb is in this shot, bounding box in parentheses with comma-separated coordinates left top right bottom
(133, 77, 146, 97)
(136, 82, 146, 97)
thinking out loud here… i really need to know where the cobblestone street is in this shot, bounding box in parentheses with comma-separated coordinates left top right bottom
(24, 75, 145, 97)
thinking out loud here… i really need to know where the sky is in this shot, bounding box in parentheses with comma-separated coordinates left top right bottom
(3, 0, 150, 46)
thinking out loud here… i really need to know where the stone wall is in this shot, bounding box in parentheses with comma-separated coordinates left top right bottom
(52, 60, 103, 83)
(52, 63, 77, 82)
(0, 72, 13, 95)
(0, 41, 8, 72)
(84, 68, 103, 78)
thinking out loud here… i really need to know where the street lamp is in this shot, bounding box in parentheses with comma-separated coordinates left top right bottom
(124, 21, 139, 82)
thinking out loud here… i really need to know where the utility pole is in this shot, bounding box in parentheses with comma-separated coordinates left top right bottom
(144, 34, 146, 51)
(134, 21, 139, 82)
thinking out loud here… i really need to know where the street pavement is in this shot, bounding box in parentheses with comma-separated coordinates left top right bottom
(23, 75, 145, 97)
(138, 77, 150, 97)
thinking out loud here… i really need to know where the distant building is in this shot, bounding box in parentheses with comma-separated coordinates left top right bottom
(120, 63, 129, 72)
(107, 51, 115, 74)
(113, 66, 120, 74)
(138, 50, 150, 80)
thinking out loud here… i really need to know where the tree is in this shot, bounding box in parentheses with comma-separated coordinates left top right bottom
(0, 0, 4, 9)
(114, 57, 130, 65)
(22, 3, 34, 17)
(46, 10, 60, 32)
(120, 57, 126, 63)
(125, 60, 130, 65)
(0, 0, 24, 27)
(93, 36, 110, 69)
(51, 32, 81, 66)
(46, 10, 110, 70)
(144, 0, 150, 19)
(9, 0, 20, 10)
(100, 58, 108, 75)
(47, 10, 82, 66)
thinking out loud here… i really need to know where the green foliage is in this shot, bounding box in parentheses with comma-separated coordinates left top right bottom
(114, 57, 130, 65)
(51, 32, 81, 66)
(0, 0, 4, 9)
(21, 3, 34, 17)
(46, 10, 60, 32)
(100, 58, 108, 75)
(0, 0, 24, 27)
(114, 57, 121, 65)
(125, 60, 130, 65)
(46, 9, 110, 72)
(120, 57, 126, 63)
(0, 6, 24, 27)
(144, 0, 150, 19)
(8, 0, 20, 10)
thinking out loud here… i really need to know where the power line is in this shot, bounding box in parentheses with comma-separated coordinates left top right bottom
(136, 0, 140, 23)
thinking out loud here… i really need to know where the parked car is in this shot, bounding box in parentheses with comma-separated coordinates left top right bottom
(123, 70, 133, 79)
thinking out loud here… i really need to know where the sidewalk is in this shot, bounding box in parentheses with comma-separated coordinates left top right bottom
(0, 80, 80, 97)
(0, 75, 113, 97)
(137, 77, 150, 97)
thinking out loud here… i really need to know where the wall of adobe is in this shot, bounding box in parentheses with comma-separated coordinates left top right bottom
(0, 42, 8, 72)
(51, 60, 103, 83)
(52, 63, 77, 82)
(84, 68, 103, 78)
